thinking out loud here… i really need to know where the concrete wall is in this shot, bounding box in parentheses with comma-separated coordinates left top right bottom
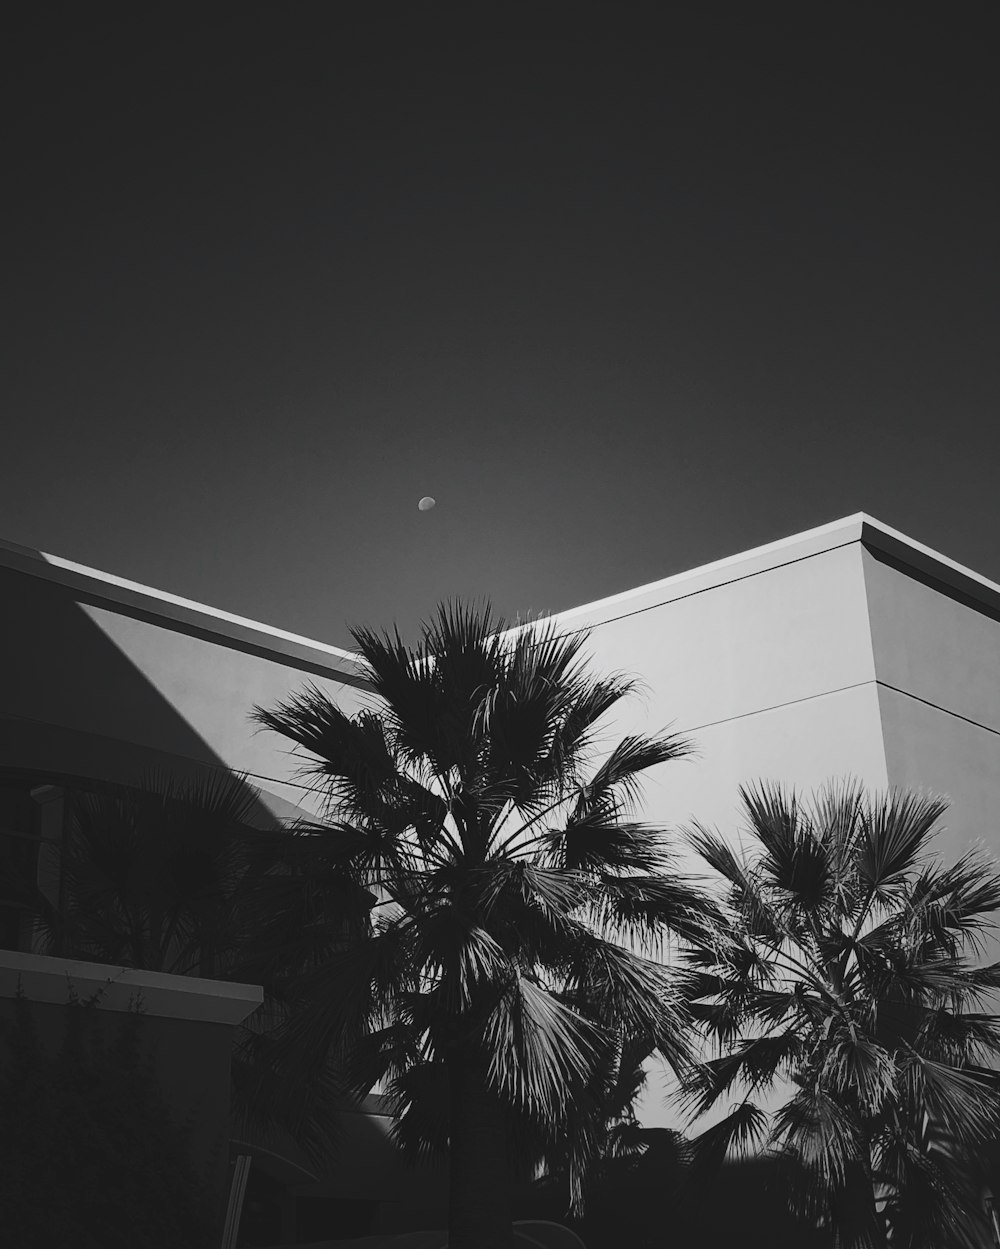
(0, 950, 262, 1216)
(553, 522, 1000, 1132)
(863, 547, 1000, 864)
(0, 550, 371, 821)
(551, 534, 894, 1130)
(565, 540, 888, 852)
(0, 996, 234, 1188)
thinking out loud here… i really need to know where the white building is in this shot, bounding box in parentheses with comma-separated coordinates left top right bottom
(3, 513, 999, 1233)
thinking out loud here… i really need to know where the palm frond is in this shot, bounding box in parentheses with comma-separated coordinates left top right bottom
(683, 1032, 801, 1117)
(751, 987, 814, 1030)
(339, 1021, 421, 1101)
(857, 791, 948, 896)
(549, 817, 669, 876)
(353, 602, 500, 775)
(907, 851, 1000, 956)
(689, 822, 782, 941)
(772, 1085, 863, 1190)
(591, 871, 727, 952)
(479, 623, 596, 806)
(474, 863, 590, 965)
(267, 922, 416, 1079)
(681, 1049, 753, 1117)
(916, 1009, 1000, 1065)
(810, 778, 867, 861)
(956, 960, 1000, 1000)
(384, 1061, 453, 1163)
(535, 674, 640, 793)
(687, 821, 750, 889)
(741, 781, 835, 910)
(880, 952, 987, 1007)
(502, 615, 591, 713)
(563, 936, 692, 1069)
(820, 1035, 896, 1116)
(413, 907, 509, 1012)
(253, 690, 400, 815)
(577, 733, 694, 821)
(229, 1025, 348, 1171)
(484, 974, 605, 1120)
(688, 1100, 770, 1169)
(898, 1052, 1000, 1147)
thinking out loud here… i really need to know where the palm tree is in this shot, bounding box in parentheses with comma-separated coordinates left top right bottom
(684, 781, 1000, 1249)
(250, 602, 721, 1249)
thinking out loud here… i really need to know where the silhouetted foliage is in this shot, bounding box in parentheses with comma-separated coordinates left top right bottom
(249, 602, 722, 1249)
(686, 781, 1000, 1249)
(0, 988, 215, 1249)
(0, 769, 355, 1167)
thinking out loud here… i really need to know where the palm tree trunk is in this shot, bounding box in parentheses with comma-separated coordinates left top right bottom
(447, 1048, 514, 1249)
(833, 1146, 885, 1249)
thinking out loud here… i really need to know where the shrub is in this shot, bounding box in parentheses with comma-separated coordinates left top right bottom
(0, 988, 216, 1249)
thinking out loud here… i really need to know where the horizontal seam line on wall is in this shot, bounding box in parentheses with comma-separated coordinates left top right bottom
(678, 679, 1000, 744)
(553, 538, 858, 637)
(874, 680, 1000, 739)
(10, 676, 994, 801)
(678, 677, 878, 737)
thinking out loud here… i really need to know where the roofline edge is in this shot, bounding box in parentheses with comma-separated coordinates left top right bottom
(0, 538, 369, 687)
(858, 516, 1000, 616)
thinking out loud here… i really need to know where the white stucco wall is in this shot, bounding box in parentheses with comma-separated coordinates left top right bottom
(863, 548, 1000, 863)
(7, 517, 1000, 1142)
(549, 530, 895, 1129)
(81, 603, 370, 817)
(564, 540, 888, 849)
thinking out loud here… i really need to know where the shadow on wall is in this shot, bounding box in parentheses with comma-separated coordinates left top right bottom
(0, 565, 294, 825)
(0, 992, 224, 1247)
(0, 990, 232, 1216)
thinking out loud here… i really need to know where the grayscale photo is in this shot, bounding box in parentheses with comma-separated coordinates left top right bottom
(2, 6, 998, 1248)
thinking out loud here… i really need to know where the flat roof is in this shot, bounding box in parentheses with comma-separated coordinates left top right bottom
(4, 515, 998, 661)
(0, 537, 370, 687)
(549, 513, 1000, 632)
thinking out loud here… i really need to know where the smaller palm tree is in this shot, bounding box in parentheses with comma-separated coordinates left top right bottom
(0, 771, 259, 975)
(685, 781, 1000, 1249)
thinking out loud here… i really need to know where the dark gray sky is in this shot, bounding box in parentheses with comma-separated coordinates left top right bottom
(4, 5, 998, 645)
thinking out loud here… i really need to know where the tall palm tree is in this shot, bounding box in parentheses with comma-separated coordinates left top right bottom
(684, 781, 1000, 1249)
(250, 602, 721, 1249)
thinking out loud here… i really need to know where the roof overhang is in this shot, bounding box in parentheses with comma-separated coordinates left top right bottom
(0, 949, 263, 1026)
(0, 538, 369, 687)
(547, 513, 1000, 632)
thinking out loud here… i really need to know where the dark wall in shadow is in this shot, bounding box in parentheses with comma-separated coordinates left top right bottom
(1, 565, 298, 826)
(0, 993, 236, 1233)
